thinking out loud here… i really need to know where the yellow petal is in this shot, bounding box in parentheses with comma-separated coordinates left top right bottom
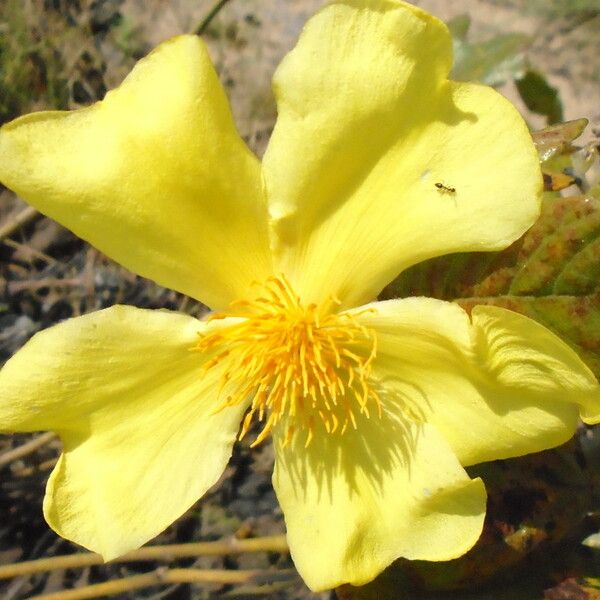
(0, 35, 271, 310)
(472, 305, 600, 426)
(273, 417, 485, 591)
(263, 0, 541, 309)
(355, 298, 600, 466)
(0, 306, 246, 559)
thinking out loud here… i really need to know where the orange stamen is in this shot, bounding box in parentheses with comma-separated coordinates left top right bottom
(193, 275, 379, 446)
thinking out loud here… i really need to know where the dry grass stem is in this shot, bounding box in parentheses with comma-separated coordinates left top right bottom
(3, 238, 57, 264)
(28, 567, 295, 600)
(13, 456, 58, 478)
(0, 432, 57, 469)
(7, 278, 83, 294)
(0, 535, 290, 580)
(0, 205, 39, 242)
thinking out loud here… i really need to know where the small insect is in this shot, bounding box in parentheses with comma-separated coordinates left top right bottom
(435, 182, 456, 193)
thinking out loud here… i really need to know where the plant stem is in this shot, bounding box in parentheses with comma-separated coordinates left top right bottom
(28, 567, 295, 600)
(0, 535, 289, 580)
(0, 205, 39, 242)
(195, 0, 233, 35)
(0, 432, 57, 469)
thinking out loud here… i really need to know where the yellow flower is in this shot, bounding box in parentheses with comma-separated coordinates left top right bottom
(0, 0, 598, 591)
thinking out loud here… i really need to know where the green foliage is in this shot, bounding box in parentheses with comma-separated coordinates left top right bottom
(0, 1, 144, 125)
(448, 14, 568, 125)
(516, 70, 564, 124)
(108, 15, 148, 60)
(383, 193, 600, 375)
(0, 0, 69, 123)
(521, 0, 600, 17)
(381, 122, 600, 377)
(532, 118, 588, 162)
(448, 15, 529, 87)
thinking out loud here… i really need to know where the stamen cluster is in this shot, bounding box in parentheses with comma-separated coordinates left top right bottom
(194, 276, 379, 447)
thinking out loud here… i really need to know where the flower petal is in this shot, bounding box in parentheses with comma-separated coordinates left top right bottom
(0, 35, 271, 310)
(0, 306, 247, 559)
(263, 0, 541, 309)
(355, 298, 600, 466)
(272, 417, 485, 591)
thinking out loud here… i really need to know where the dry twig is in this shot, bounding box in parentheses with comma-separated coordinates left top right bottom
(0, 432, 57, 470)
(28, 567, 295, 600)
(7, 278, 83, 294)
(0, 535, 289, 580)
(3, 238, 57, 264)
(0, 205, 39, 242)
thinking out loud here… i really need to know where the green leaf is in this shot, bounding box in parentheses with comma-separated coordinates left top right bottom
(451, 29, 530, 87)
(516, 70, 564, 124)
(532, 118, 589, 163)
(520, 0, 600, 17)
(381, 193, 600, 378)
(583, 532, 600, 548)
(446, 14, 471, 42)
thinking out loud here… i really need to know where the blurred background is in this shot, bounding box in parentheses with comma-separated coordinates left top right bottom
(1, 1, 600, 599)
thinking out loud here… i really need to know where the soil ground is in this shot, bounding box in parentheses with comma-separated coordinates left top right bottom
(122, 0, 600, 149)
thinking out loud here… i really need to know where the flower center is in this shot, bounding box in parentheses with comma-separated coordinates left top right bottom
(194, 275, 380, 447)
